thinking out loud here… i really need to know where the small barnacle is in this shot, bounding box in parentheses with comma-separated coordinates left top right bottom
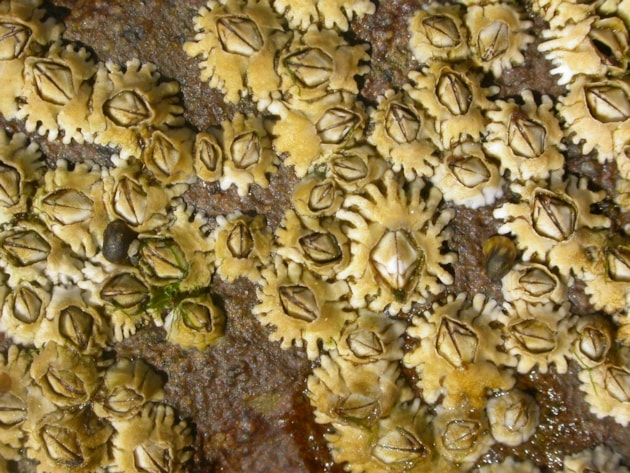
(336, 170, 455, 313)
(164, 294, 226, 350)
(213, 211, 271, 283)
(539, 15, 629, 86)
(0, 280, 50, 345)
(93, 358, 165, 420)
(272, 0, 375, 31)
(253, 257, 352, 359)
(465, 2, 534, 78)
(486, 389, 539, 446)
(562, 444, 630, 473)
(130, 236, 188, 286)
(98, 271, 150, 313)
(292, 174, 344, 218)
(484, 90, 565, 183)
(501, 262, 569, 305)
(88, 59, 184, 159)
(580, 363, 630, 426)
(30, 342, 101, 408)
(17, 41, 97, 143)
(193, 131, 223, 182)
(184, 0, 290, 105)
(405, 62, 496, 148)
(27, 406, 113, 473)
(558, 75, 630, 163)
(474, 457, 541, 473)
(408, 4, 470, 64)
(368, 89, 440, 180)
(572, 315, 613, 369)
(324, 145, 387, 193)
(504, 300, 575, 374)
(111, 403, 193, 473)
(141, 127, 195, 186)
(483, 235, 517, 281)
(403, 293, 515, 409)
(431, 140, 503, 209)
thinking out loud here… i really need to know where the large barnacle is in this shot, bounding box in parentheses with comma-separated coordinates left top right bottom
(465, 2, 533, 78)
(501, 262, 569, 306)
(0, 346, 32, 460)
(184, 0, 290, 105)
(558, 75, 630, 163)
(164, 295, 226, 350)
(141, 127, 196, 186)
(486, 389, 539, 446)
(111, 403, 193, 473)
(88, 60, 184, 159)
(562, 444, 630, 473)
(572, 314, 613, 369)
(253, 257, 352, 359)
(431, 140, 503, 209)
(405, 61, 496, 148)
(404, 293, 515, 409)
(272, 0, 375, 31)
(17, 41, 96, 143)
(408, 3, 470, 64)
(580, 362, 630, 426)
(484, 90, 565, 183)
(336, 170, 455, 313)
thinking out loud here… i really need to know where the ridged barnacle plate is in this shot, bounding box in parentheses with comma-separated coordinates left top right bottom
(324, 145, 388, 194)
(272, 0, 375, 31)
(572, 314, 613, 369)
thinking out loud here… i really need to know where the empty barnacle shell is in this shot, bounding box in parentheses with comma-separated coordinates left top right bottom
(483, 235, 517, 281)
(408, 4, 469, 63)
(562, 445, 630, 473)
(142, 127, 195, 185)
(272, 0, 374, 31)
(193, 131, 223, 182)
(501, 262, 569, 305)
(580, 362, 630, 426)
(486, 389, 539, 446)
(573, 315, 613, 369)
(164, 295, 226, 350)
(99, 271, 149, 311)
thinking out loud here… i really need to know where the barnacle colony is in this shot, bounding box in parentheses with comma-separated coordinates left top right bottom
(0, 0, 630, 472)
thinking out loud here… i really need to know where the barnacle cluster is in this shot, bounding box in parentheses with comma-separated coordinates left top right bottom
(1, 0, 630, 471)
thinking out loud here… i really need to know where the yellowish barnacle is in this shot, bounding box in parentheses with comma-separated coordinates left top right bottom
(88, 59, 184, 159)
(405, 61, 496, 148)
(486, 389, 539, 446)
(431, 140, 503, 209)
(539, 15, 629, 86)
(142, 127, 195, 186)
(558, 75, 630, 163)
(501, 262, 569, 305)
(572, 314, 613, 369)
(465, 2, 533, 78)
(504, 300, 575, 374)
(130, 236, 189, 286)
(579, 362, 630, 426)
(273, 0, 375, 31)
(184, 0, 290, 105)
(27, 406, 113, 473)
(0, 280, 50, 345)
(17, 41, 96, 143)
(253, 257, 352, 359)
(164, 294, 226, 350)
(0, 130, 43, 224)
(111, 403, 193, 473)
(213, 211, 271, 283)
(0, 0, 63, 119)
(93, 358, 165, 420)
(562, 444, 630, 473)
(530, 0, 600, 28)
(404, 293, 515, 409)
(474, 457, 541, 473)
(408, 4, 470, 64)
(292, 173, 344, 219)
(336, 170, 455, 313)
(484, 90, 565, 183)
(324, 145, 387, 193)
(0, 346, 33, 461)
(193, 131, 223, 182)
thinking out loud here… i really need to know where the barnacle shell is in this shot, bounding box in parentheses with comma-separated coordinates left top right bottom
(184, 0, 290, 105)
(324, 145, 387, 193)
(164, 294, 226, 350)
(253, 258, 352, 359)
(474, 457, 541, 473)
(111, 403, 193, 473)
(562, 444, 630, 473)
(336, 170, 455, 313)
(193, 131, 223, 182)
(292, 174, 344, 218)
(572, 315, 613, 369)
(502, 262, 569, 305)
(486, 389, 539, 446)
(0, 346, 32, 460)
(0, 280, 50, 345)
(213, 211, 271, 283)
(431, 140, 503, 209)
(141, 127, 195, 186)
(17, 41, 97, 142)
(580, 362, 630, 426)
(484, 90, 565, 183)
(272, 0, 375, 31)
(404, 293, 515, 408)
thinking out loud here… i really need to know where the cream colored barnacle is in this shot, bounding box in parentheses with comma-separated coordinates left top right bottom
(88, 59, 184, 159)
(484, 90, 565, 183)
(403, 293, 515, 409)
(292, 173, 344, 219)
(163, 294, 226, 350)
(17, 41, 97, 143)
(486, 389, 539, 446)
(324, 145, 387, 194)
(272, 0, 375, 31)
(530, 0, 599, 28)
(111, 403, 193, 473)
(129, 236, 189, 287)
(572, 314, 613, 369)
(579, 362, 630, 426)
(562, 444, 630, 473)
(502, 262, 569, 306)
(141, 127, 196, 186)
(408, 4, 470, 64)
(253, 257, 352, 359)
(431, 139, 503, 208)
(336, 170, 455, 313)
(193, 131, 223, 182)
(184, 0, 290, 105)
(213, 211, 271, 283)
(0, 280, 50, 345)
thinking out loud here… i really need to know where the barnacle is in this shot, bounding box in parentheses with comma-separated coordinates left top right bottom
(484, 90, 565, 183)
(558, 75, 630, 163)
(111, 403, 193, 473)
(580, 362, 630, 426)
(184, 0, 290, 105)
(163, 294, 226, 350)
(502, 262, 569, 306)
(0, 346, 32, 460)
(368, 89, 440, 180)
(292, 174, 344, 219)
(572, 314, 613, 369)
(141, 127, 196, 186)
(336, 170, 455, 313)
(504, 300, 575, 374)
(406, 62, 496, 147)
(562, 444, 630, 473)
(0, 280, 50, 345)
(17, 41, 96, 143)
(430, 140, 503, 209)
(324, 145, 388, 193)
(272, 0, 375, 31)
(530, 0, 600, 27)
(403, 293, 515, 409)
(253, 258, 352, 359)
(474, 457, 541, 473)
(193, 131, 222, 183)
(408, 4, 470, 64)
(213, 211, 272, 282)
(88, 60, 184, 159)
(486, 389, 539, 446)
